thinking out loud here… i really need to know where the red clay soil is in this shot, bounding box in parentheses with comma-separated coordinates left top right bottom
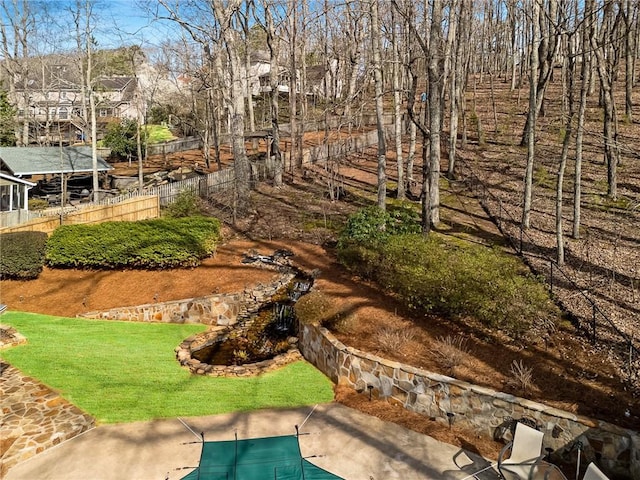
(0, 232, 504, 459)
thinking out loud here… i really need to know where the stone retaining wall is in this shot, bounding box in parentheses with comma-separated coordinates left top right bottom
(175, 327, 303, 377)
(79, 273, 295, 326)
(298, 321, 638, 479)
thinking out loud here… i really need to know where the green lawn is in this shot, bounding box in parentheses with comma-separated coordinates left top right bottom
(1, 312, 334, 424)
(144, 124, 176, 143)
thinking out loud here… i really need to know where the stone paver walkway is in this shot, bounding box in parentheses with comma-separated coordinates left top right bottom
(0, 361, 94, 478)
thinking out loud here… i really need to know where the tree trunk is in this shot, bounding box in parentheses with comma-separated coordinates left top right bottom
(590, 0, 619, 200)
(427, 0, 443, 227)
(573, 3, 591, 240)
(343, 0, 364, 130)
(371, 0, 386, 210)
(520, 0, 559, 146)
(447, 1, 462, 179)
(265, 3, 282, 187)
(624, 0, 633, 122)
(522, 0, 540, 230)
(391, 6, 405, 200)
(557, 31, 576, 266)
(212, 0, 251, 215)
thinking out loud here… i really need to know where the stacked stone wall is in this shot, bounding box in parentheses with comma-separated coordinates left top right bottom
(298, 322, 638, 479)
(79, 273, 295, 326)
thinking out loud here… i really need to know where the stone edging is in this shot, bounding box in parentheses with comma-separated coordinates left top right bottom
(78, 272, 296, 327)
(298, 321, 638, 479)
(0, 325, 26, 349)
(175, 328, 302, 377)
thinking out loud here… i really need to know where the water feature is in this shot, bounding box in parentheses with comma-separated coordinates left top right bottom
(190, 273, 313, 366)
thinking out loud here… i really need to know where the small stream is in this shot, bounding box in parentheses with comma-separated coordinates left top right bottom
(191, 274, 313, 366)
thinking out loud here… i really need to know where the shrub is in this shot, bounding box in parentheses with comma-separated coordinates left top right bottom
(294, 291, 335, 325)
(46, 216, 220, 269)
(508, 359, 535, 396)
(376, 326, 417, 351)
(430, 335, 469, 375)
(164, 189, 201, 218)
(338, 204, 420, 250)
(102, 118, 145, 160)
(28, 198, 49, 211)
(336, 214, 559, 336)
(294, 291, 357, 333)
(0, 231, 48, 279)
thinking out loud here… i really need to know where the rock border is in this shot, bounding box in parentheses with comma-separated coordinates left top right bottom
(175, 328, 302, 377)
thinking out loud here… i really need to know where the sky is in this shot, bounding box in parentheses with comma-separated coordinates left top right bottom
(96, 0, 176, 48)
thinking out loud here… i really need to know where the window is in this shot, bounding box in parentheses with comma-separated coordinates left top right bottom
(0, 185, 10, 211)
(99, 109, 107, 117)
(60, 91, 67, 99)
(58, 107, 68, 119)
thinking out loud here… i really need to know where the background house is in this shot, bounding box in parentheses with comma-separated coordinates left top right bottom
(7, 54, 143, 146)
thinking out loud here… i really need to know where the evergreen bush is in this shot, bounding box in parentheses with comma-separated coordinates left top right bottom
(46, 217, 220, 269)
(0, 231, 48, 279)
(337, 208, 558, 335)
(165, 189, 201, 218)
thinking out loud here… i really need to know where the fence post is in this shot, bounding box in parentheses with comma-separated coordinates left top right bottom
(592, 304, 597, 344)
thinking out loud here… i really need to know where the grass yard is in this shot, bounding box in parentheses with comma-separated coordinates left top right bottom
(1, 312, 334, 424)
(144, 124, 176, 143)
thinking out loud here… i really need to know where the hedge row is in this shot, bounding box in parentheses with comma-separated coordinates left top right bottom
(45, 217, 220, 269)
(337, 208, 559, 336)
(0, 231, 48, 279)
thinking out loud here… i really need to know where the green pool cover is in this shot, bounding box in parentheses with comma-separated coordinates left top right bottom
(180, 434, 343, 480)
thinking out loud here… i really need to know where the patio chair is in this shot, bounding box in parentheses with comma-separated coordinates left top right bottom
(583, 463, 609, 480)
(497, 421, 545, 480)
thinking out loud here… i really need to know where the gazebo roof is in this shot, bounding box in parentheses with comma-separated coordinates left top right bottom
(0, 146, 112, 176)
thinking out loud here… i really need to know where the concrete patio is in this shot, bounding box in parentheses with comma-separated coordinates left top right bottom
(5, 403, 499, 480)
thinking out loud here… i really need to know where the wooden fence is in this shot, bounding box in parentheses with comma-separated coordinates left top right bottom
(2, 127, 385, 232)
(0, 196, 160, 235)
(146, 136, 202, 157)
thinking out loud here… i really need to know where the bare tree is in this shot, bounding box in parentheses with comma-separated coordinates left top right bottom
(573, 0, 593, 239)
(0, 0, 33, 146)
(262, 0, 283, 187)
(391, 5, 405, 200)
(287, 0, 301, 168)
(556, 17, 577, 265)
(342, 0, 366, 129)
(69, 0, 100, 200)
(370, 0, 386, 210)
(522, 0, 540, 230)
(392, 0, 444, 233)
(520, 0, 561, 147)
(158, 0, 251, 216)
(426, 0, 444, 229)
(623, 0, 635, 122)
(590, 0, 622, 200)
(447, 1, 471, 179)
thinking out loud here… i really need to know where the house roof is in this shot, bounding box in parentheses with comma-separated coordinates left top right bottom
(0, 147, 112, 176)
(0, 172, 36, 187)
(96, 76, 134, 91)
